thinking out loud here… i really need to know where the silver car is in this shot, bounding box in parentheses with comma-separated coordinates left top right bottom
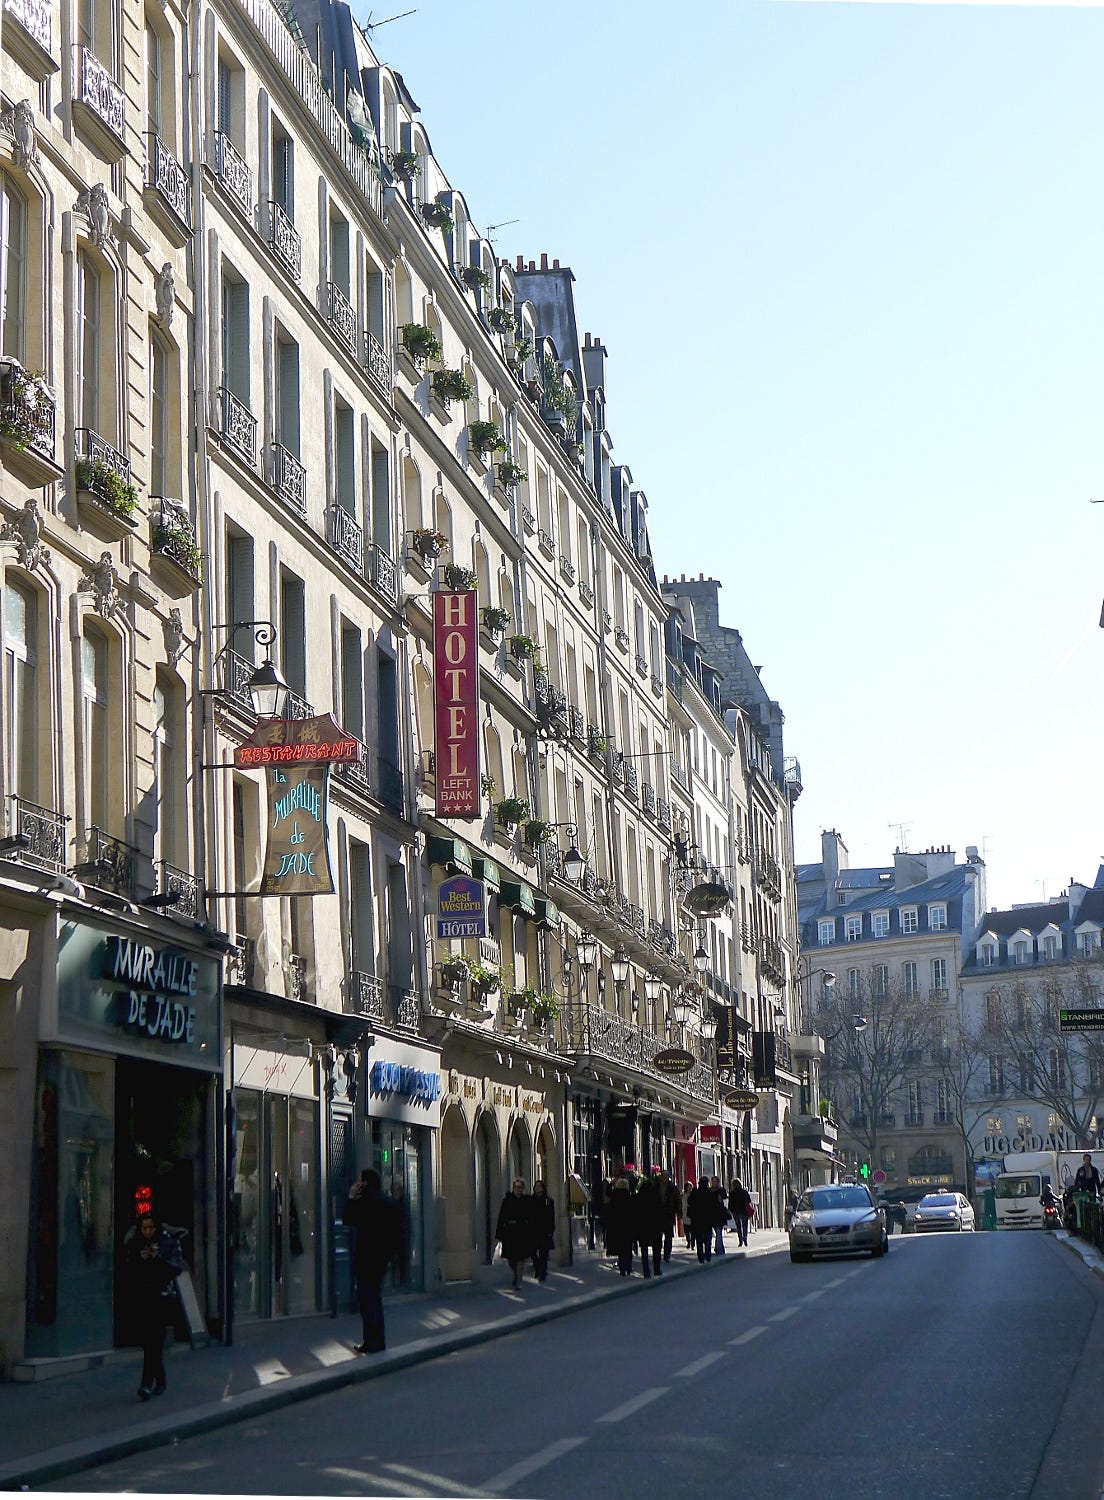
(788, 1183, 889, 1262)
(914, 1191, 975, 1232)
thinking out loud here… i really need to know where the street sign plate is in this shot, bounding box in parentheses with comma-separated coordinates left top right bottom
(723, 1088, 760, 1111)
(873, 1169, 886, 1184)
(653, 1047, 695, 1076)
(1060, 1008, 1104, 1032)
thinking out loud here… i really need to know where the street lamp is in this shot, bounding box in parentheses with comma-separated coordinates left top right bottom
(247, 656, 290, 718)
(693, 939, 709, 975)
(576, 928, 597, 971)
(672, 988, 696, 1028)
(610, 945, 630, 988)
(545, 822, 586, 886)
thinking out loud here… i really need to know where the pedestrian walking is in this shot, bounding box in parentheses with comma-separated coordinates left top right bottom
(635, 1170, 665, 1277)
(728, 1179, 753, 1248)
(496, 1177, 534, 1289)
(530, 1178, 556, 1282)
(604, 1177, 636, 1275)
(659, 1169, 681, 1263)
(710, 1176, 728, 1255)
(343, 1167, 402, 1352)
(1074, 1153, 1102, 1198)
(682, 1180, 696, 1250)
(123, 1211, 183, 1401)
(687, 1178, 716, 1262)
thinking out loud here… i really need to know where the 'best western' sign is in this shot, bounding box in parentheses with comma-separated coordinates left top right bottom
(434, 591, 480, 818)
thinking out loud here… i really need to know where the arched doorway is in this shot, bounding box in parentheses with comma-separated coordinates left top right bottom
(535, 1120, 556, 1194)
(473, 1111, 501, 1265)
(439, 1105, 472, 1282)
(506, 1118, 532, 1188)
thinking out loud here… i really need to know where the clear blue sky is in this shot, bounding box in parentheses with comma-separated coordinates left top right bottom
(358, 0, 1104, 913)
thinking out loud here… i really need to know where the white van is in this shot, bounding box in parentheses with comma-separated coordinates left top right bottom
(994, 1151, 1058, 1230)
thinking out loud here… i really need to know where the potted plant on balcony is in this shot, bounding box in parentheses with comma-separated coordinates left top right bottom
(411, 526, 448, 562)
(523, 819, 554, 849)
(529, 989, 560, 1028)
(75, 457, 139, 519)
(441, 562, 475, 590)
(458, 264, 492, 294)
(488, 307, 516, 335)
(512, 333, 534, 368)
(467, 420, 507, 462)
(422, 198, 454, 234)
(507, 633, 538, 664)
(400, 322, 442, 366)
(495, 796, 530, 833)
(587, 729, 607, 758)
(496, 457, 525, 491)
(482, 605, 511, 640)
(391, 149, 420, 182)
(151, 515, 203, 581)
(431, 368, 474, 406)
(439, 955, 469, 989)
(480, 773, 497, 799)
(0, 365, 52, 452)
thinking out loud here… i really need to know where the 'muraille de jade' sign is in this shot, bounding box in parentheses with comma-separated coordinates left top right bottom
(234, 713, 362, 895)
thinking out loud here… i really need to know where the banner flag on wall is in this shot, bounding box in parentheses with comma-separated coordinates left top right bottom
(433, 591, 481, 818)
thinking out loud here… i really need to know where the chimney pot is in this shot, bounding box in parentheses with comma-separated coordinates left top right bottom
(553, 258, 560, 269)
(540, 252, 549, 270)
(515, 254, 523, 271)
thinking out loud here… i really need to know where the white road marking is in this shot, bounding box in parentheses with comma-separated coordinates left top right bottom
(729, 1325, 768, 1345)
(252, 1358, 291, 1385)
(825, 1276, 847, 1287)
(309, 1339, 357, 1367)
(769, 1305, 798, 1322)
(321, 1467, 424, 1495)
(801, 1290, 825, 1302)
(483, 1437, 587, 1492)
(674, 1351, 727, 1378)
(595, 1387, 670, 1423)
(384, 1462, 491, 1496)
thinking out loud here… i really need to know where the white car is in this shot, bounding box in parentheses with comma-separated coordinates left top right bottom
(914, 1192, 975, 1232)
(788, 1184, 889, 1262)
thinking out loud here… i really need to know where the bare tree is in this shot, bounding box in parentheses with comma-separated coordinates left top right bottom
(979, 961, 1104, 1147)
(818, 975, 944, 1171)
(934, 1012, 994, 1188)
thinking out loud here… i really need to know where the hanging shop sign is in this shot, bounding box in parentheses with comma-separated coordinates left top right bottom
(433, 591, 480, 818)
(56, 922, 220, 1070)
(436, 875, 487, 939)
(235, 714, 361, 896)
(723, 1088, 761, 1111)
(653, 1047, 696, 1076)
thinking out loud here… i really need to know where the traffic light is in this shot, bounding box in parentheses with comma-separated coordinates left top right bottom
(859, 1161, 871, 1181)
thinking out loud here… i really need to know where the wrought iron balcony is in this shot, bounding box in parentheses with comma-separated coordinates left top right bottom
(219, 388, 257, 466)
(568, 705, 586, 742)
(5, 0, 54, 60)
(566, 1000, 715, 1105)
(578, 580, 595, 608)
(364, 331, 391, 394)
(379, 756, 403, 813)
(0, 359, 56, 465)
(537, 528, 555, 560)
(227, 935, 256, 987)
(73, 45, 125, 148)
(283, 687, 313, 721)
(150, 499, 201, 581)
(334, 740, 371, 796)
(623, 762, 639, 797)
(267, 200, 301, 280)
(559, 555, 576, 585)
(155, 860, 200, 920)
(214, 132, 252, 216)
(651, 673, 664, 699)
(390, 985, 421, 1030)
(74, 428, 134, 525)
(635, 653, 649, 678)
(614, 626, 630, 653)
(145, 132, 191, 232)
(348, 970, 385, 1020)
(329, 504, 363, 571)
(657, 798, 671, 831)
(641, 783, 657, 817)
(327, 281, 356, 354)
(5, 794, 67, 871)
(368, 542, 397, 602)
(267, 442, 305, 514)
(75, 826, 138, 900)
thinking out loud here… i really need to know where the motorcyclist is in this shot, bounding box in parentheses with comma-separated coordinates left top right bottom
(1040, 1182, 1060, 1227)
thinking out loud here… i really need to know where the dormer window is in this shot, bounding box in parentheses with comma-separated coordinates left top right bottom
(818, 919, 835, 946)
(901, 907, 918, 934)
(928, 904, 947, 931)
(872, 911, 889, 939)
(1080, 931, 1099, 958)
(1043, 934, 1058, 961)
(1012, 939, 1030, 965)
(845, 915, 862, 942)
(981, 943, 997, 968)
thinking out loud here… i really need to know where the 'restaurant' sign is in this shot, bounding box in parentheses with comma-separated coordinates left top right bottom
(434, 591, 480, 818)
(234, 714, 361, 896)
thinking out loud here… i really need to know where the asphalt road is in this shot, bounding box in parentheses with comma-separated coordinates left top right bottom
(50, 1232, 1104, 1500)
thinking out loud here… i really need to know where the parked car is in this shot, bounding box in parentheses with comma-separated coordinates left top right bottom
(788, 1183, 889, 1262)
(913, 1191, 976, 1232)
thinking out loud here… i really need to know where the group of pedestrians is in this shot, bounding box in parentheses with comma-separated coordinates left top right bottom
(601, 1167, 682, 1276)
(494, 1177, 557, 1289)
(681, 1176, 754, 1261)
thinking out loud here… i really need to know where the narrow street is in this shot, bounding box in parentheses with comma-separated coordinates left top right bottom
(52, 1234, 1104, 1500)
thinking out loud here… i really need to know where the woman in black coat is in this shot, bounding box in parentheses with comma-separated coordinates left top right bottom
(123, 1213, 182, 1400)
(604, 1178, 636, 1276)
(530, 1179, 556, 1282)
(495, 1178, 534, 1288)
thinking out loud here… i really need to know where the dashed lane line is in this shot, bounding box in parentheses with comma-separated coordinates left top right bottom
(729, 1325, 769, 1345)
(595, 1387, 670, 1424)
(674, 1351, 727, 1378)
(768, 1306, 798, 1322)
(482, 1439, 587, 1494)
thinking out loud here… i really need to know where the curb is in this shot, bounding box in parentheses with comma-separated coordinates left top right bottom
(0, 1239, 785, 1489)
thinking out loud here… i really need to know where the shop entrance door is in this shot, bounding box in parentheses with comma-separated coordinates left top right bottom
(371, 1120, 424, 1293)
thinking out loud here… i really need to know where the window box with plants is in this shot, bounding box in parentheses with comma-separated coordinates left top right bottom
(466, 419, 507, 465)
(399, 321, 442, 372)
(458, 264, 492, 295)
(481, 605, 511, 645)
(507, 633, 538, 665)
(411, 526, 448, 563)
(522, 819, 554, 851)
(0, 363, 59, 482)
(511, 333, 534, 373)
(150, 507, 203, 587)
(510, 984, 559, 1030)
(75, 451, 139, 533)
(495, 457, 525, 494)
(495, 796, 530, 834)
(430, 367, 473, 418)
(422, 198, 454, 235)
(441, 562, 475, 591)
(390, 149, 420, 183)
(488, 307, 516, 337)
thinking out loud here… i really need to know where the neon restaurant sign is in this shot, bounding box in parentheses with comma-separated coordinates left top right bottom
(234, 713, 362, 896)
(433, 591, 480, 818)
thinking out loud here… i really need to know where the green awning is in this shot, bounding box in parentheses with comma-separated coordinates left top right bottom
(427, 836, 473, 876)
(533, 896, 561, 929)
(471, 856, 501, 892)
(500, 880, 536, 917)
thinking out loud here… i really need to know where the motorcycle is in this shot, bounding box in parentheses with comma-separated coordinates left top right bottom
(1042, 1197, 1062, 1231)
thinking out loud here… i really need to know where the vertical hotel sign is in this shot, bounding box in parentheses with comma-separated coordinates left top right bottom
(433, 591, 480, 817)
(234, 713, 362, 895)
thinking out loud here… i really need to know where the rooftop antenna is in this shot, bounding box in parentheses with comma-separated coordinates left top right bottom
(364, 8, 416, 30)
(889, 820, 911, 852)
(485, 218, 519, 243)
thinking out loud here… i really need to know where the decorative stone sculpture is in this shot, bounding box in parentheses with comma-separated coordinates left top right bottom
(155, 263, 175, 327)
(79, 550, 120, 617)
(1, 100, 38, 170)
(76, 184, 113, 247)
(0, 497, 50, 572)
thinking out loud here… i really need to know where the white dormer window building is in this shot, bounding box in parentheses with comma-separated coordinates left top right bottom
(928, 904, 948, 931)
(1076, 923, 1101, 958)
(1040, 925, 1061, 962)
(1010, 929, 1032, 965)
(980, 941, 998, 968)
(818, 918, 835, 946)
(845, 915, 862, 942)
(901, 907, 918, 934)
(872, 910, 889, 938)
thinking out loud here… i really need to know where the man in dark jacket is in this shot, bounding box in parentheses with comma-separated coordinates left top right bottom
(658, 1169, 681, 1263)
(687, 1178, 717, 1262)
(635, 1170, 666, 1277)
(343, 1168, 401, 1353)
(530, 1179, 556, 1282)
(1074, 1154, 1102, 1199)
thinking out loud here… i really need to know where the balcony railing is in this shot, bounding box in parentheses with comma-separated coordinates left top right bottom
(75, 826, 138, 900)
(641, 783, 657, 817)
(635, 653, 649, 678)
(219, 388, 257, 466)
(283, 687, 314, 721)
(566, 1000, 715, 1105)
(614, 626, 630, 652)
(6, 0, 53, 56)
(391, 985, 421, 1030)
(74, 45, 125, 145)
(657, 798, 671, 831)
(74, 428, 134, 522)
(6, 794, 67, 871)
(905, 1112, 924, 1128)
(214, 132, 252, 215)
(145, 132, 191, 231)
(558, 555, 576, 585)
(334, 739, 371, 796)
(379, 756, 403, 813)
(329, 503, 363, 571)
(348, 970, 385, 1021)
(623, 763, 639, 797)
(368, 542, 397, 602)
(0, 360, 56, 461)
(364, 331, 391, 393)
(226, 936, 256, 988)
(150, 499, 201, 581)
(267, 200, 301, 280)
(327, 281, 357, 353)
(156, 860, 200, 920)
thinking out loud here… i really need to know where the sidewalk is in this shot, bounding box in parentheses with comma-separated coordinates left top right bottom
(0, 1230, 789, 1489)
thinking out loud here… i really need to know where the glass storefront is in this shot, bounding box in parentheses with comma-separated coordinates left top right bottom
(371, 1119, 427, 1293)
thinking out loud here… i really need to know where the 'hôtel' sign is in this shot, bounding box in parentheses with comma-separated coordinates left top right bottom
(433, 591, 480, 818)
